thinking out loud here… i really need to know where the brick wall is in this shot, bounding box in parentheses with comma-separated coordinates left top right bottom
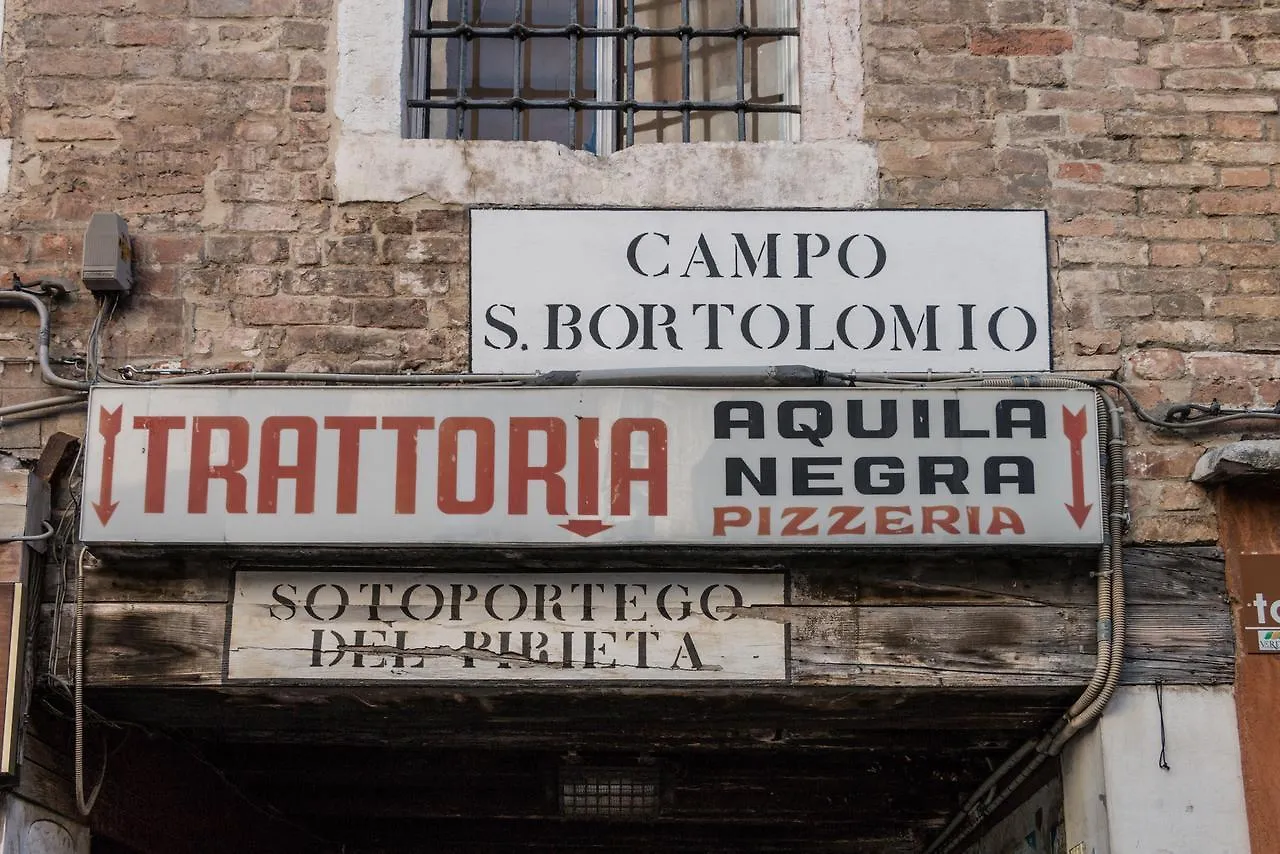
(866, 0, 1280, 542)
(2, 0, 1279, 543)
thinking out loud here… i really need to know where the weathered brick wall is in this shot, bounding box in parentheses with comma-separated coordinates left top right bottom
(867, 0, 1280, 542)
(0, 0, 470, 457)
(2, 0, 1278, 543)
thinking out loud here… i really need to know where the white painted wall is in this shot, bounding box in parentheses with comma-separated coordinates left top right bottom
(1062, 685, 1251, 854)
(332, 0, 878, 206)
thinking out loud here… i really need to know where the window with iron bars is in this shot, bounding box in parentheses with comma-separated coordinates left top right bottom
(406, 1, 800, 153)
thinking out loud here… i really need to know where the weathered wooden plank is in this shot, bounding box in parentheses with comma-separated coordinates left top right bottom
(791, 605, 1096, 687)
(44, 603, 225, 685)
(13, 734, 79, 821)
(76, 684, 1078, 746)
(43, 559, 231, 604)
(303, 815, 921, 854)
(795, 554, 1098, 606)
(64, 547, 1224, 609)
(1122, 546, 1227, 603)
(1121, 603, 1235, 685)
(47, 595, 1233, 690)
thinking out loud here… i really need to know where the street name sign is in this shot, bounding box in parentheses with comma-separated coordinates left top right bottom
(470, 209, 1051, 373)
(227, 570, 788, 682)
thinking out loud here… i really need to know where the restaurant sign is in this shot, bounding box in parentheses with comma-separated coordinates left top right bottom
(227, 570, 788, 682)
(81, 385, 1102, 547)
(470, 208, 1051, 373)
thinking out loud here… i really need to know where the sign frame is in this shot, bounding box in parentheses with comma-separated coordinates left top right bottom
(80, 384, 1104, 549)
(468, 206, 1054, 374)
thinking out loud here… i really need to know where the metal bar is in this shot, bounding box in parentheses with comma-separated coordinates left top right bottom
(681, 0, 691, 141)
(513, 0, 524, 140)
(736, 0, 746, 141)
(595, 0, 617, 154)
(455, 0, 470, 139)
(626, 0, 636, 147)
(410, 25, 799, 38)
(569, 0, 579, 146)
(408, 97, 799, 111)
(422, 0, 432, 137)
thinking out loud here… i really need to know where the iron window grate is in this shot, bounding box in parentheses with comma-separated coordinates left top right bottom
(407, 0, 800, 151)
(559, 766, 661, 818)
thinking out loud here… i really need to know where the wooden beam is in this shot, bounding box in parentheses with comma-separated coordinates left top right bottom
(40, 548, 1233, 691)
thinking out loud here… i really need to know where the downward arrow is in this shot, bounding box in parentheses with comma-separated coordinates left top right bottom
(559, 518, 613, 538)
(93, 405, 122, 526)
(1062, 406, 1093, 529)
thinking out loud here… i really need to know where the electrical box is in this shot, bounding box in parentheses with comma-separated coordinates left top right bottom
(81, 212, 133, 294)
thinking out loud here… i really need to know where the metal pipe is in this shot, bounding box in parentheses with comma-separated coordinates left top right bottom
(1, 520, 55, 543)
(0, 393, 88, 417)
(0, 291, 90, 390)
(925, 377, 1128, 854)
(533, 365, 836, 387)
(109, 370, 535, 387)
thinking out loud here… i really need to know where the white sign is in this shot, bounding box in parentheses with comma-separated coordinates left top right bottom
(470, 209, 1051, 373)
(81, 386, 1102, 546)
(227, 571, 788, 682)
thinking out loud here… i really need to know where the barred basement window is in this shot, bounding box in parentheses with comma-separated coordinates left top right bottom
(559, 766, 661, 818)
(406, 1, 800, 152)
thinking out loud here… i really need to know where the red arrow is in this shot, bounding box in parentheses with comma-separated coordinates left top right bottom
(1062, 406, 1092, 529)
(93, 405, 122, 526)
(559, 518, 613, 538)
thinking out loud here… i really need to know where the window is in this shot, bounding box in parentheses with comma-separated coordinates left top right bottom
(406, 1, 800, 152)
(333, 0, 874, 206)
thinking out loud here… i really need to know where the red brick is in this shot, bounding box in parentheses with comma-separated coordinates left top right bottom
(289, 86, 325, 112)
(1151, 243, 1202, 267)
(1127, 446, 1209, 479)
(1176, 41, 1250, 67)
(106, 20, 205, 46)
(1128, 348, 1188, 380)
(1197, 191, 1280, 215)
(970, 27, 1072, 56)
(1081, 35, 1139, 61)
(234, 296, 350, 326)
(26, 49, 125, 77)
(1057, 162, 1103, 182)
(279, 20, 327, 48)
(179, 51, 289, 79)
(1212, 115, 1266, 139)
(353, 299, 434, 329)
(1221, 167, 1272, 187)
(191, 0, 298, 16)
(1165, 69, 1257, 90)
(1129, 514, 1218, 545)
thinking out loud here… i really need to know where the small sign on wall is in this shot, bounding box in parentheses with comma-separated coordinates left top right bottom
(227, 571, 789, 682)
(1238, 554, 1280, 653)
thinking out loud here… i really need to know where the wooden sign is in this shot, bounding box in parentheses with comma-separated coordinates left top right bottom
(81, 386, 1103, 547)
(1238, 554, 1280, 654)
(227, 571, 789, 682)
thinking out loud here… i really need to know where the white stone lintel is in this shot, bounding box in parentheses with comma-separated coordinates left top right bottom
(335, 136, 878, 207)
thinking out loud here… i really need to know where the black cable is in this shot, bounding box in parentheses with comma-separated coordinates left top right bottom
(1156, 682, 1171, 771)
